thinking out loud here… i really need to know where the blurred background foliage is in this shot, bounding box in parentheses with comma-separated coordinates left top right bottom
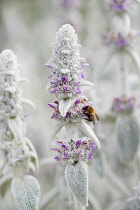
(0, 0, 140, 209)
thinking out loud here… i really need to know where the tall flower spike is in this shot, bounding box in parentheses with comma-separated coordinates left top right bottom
(46, 24, 94, 117)
(95, 1, 140, 79)
(0, 49, 40, 210)
(46, 25, 101, 208)
(46, 24, 100, 149)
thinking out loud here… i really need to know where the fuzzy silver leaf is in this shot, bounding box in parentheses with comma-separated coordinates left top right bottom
(59, 99, 71, 117)
(78, 120, 101, 149)
(116, 114, 140, 162)
(65, 161, 88, 206)
(25, 138, 39, 173)
(21, 98, 36, 110)
(79, 81, 94, 87)
(11, 175, 40, 210)
(47, 123, 64, 148)
(8, 117, 24, 144)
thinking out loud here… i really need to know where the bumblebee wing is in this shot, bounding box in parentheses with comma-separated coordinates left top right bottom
(95, 113, 100, 121)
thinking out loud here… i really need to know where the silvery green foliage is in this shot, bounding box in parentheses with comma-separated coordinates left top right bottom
(116, 113, 140, 162)
(11, 175, 40, 210)
(65, 161, 88, 206)
(0, 49, 40, 209)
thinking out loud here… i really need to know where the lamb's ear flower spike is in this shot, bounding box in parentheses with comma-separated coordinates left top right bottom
(101, 0, 140, 163)
(46, 24, 101, 209)
(0, 49, 40, 210)
(46, 24, 95, 116)
(111, 95, 140, 162)
(95, 0, 140, 80)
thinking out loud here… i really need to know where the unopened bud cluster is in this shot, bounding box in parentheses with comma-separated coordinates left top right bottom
(46, 24, 88, 100)
(0, 118, 13, 144)
(6, 140, 30, 168)
(0, 50, 22, 118)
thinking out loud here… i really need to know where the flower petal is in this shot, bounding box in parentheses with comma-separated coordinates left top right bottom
(81, 63, 89, 68)
(54, 156, 61, 161)
(51, 148, 59, 151)
(76, 140, 82, 147)
(45, 64, 54, 69)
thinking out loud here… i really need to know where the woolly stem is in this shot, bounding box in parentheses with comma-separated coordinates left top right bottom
(120, 52, 128, 96)
(106, 164, 131, 197)
(73, 196, 86, 210)
(55, 165, 66, 210)
(40, 187, 59, 209)
(65, 122, 78, 142)
(88, 191, 102, 210)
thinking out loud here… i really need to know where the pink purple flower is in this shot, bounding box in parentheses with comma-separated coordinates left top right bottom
(48, 98, 94, 122)
(45, 64, 54, 69)
(61, 76, 68, 83)
(103, 32, 139, 48)
(54, 156, 61, 161)
(110, 0, 132, 12)
(51, 138, 97, 165)
(111, 95, 136, 113)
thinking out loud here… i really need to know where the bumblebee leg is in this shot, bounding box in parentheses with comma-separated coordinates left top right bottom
(84, 118, 89, 121)
(95, 113, 100, 121)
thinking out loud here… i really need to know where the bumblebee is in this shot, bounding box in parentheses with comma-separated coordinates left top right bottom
(82, 106, 99, 125)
